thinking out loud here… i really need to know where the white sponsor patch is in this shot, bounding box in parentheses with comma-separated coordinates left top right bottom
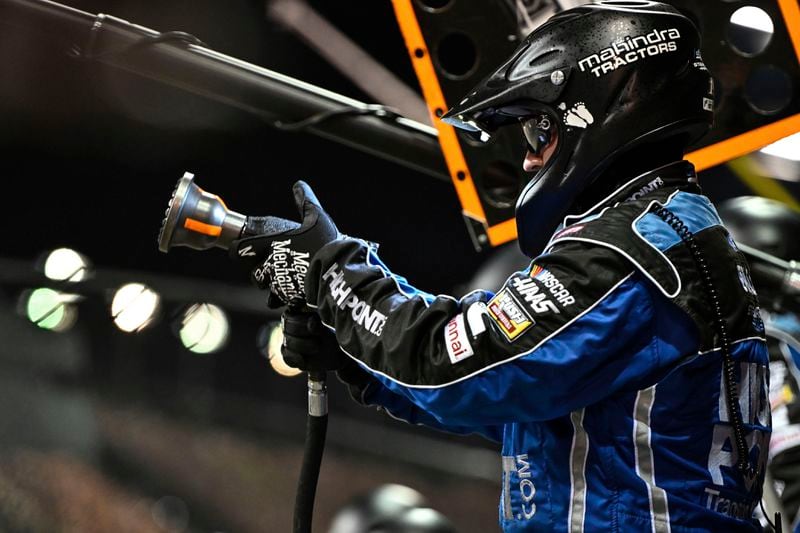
(703, 97, 714, 111)
(444, 314, 474, 365)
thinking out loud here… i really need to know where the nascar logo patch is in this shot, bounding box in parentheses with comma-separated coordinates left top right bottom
(488, 289, 534, 341)
(530, 265, 545, 278)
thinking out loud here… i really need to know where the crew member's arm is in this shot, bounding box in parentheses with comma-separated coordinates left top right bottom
(280, 308, 502, 442)
(306, 238, 695, 426)
(336, 358, 503, 442)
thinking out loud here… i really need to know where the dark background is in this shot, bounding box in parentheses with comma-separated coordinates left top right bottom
(0, 1, 798, 532)
(0, 1, 503, 532)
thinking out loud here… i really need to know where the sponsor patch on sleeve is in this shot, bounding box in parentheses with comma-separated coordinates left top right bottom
(443, 314, 474, 364)
(487, 289, 534, 342)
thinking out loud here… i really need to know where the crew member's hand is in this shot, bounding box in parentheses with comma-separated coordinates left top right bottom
(281, 310, 348, 373)
(283, 310, 378, 402)
(231, 181, 340, 307)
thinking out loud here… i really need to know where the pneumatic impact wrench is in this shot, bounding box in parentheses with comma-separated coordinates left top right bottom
(157, 172, 327, 533)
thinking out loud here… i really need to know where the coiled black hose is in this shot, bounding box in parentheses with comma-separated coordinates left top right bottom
(650, 204, 753, 479)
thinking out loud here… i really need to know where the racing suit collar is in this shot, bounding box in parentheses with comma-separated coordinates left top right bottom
(562, 160, 698, 228)
(545, 160, 703, 299)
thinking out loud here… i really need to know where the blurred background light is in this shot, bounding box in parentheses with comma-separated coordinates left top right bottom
(730, 6, 775, 33)
(43, 247, 90, 282)
(23, 287, 78, 332)
(328, 483, 456, 533)
(178, 303, 229, 354)
(263, 322, 302, 378)
(761, 132, 800, 162)
(111, 283, 160, 333)
(727, 6, 774, 58)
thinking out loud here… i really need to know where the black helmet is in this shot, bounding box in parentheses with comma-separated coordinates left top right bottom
(441, 1, 713, 256)
(718, 196, 800, 308)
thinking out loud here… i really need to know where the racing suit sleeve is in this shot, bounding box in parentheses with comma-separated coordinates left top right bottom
(305, 238, 664, 426)
(337, 360, 503, 442)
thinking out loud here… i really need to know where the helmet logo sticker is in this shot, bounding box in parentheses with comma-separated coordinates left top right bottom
(694, 50, 709, 72)
(577, 28, 681, 78)
(563, 102, 594, 129)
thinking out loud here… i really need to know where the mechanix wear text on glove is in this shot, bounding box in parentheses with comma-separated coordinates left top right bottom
(231, 180, 340, 306)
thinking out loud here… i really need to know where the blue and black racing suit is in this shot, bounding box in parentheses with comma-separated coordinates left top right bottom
(306, 161, 771, 532)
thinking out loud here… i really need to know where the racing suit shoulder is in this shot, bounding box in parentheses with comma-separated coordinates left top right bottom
(549, 188, 766, 351)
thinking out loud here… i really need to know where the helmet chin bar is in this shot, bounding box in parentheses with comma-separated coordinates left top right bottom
(514, 137, 571, 257)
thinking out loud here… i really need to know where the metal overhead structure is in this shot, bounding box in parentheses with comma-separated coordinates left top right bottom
(267, 0, 432, 126)
(0, 0, 449, 182)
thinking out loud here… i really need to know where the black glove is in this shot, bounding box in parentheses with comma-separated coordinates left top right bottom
(232, 181, 340, 307)
(281, 310, 347, 372)
(282, 310, 374, 401)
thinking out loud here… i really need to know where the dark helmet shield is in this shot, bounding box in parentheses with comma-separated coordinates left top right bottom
(441, 1, 713, 257)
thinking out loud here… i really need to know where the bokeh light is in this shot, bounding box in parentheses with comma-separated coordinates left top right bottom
(111, 283, 160, 333)
(178, 303, 229, 354)
(43, 248, 90, 282)
(266, 323, 302, 377)
(24, 287, 78, 332)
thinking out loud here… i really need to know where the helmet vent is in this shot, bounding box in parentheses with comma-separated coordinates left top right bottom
(596, 1, 658, 7)
(508, 49, 563, 82)
(528, 49, 561, 68)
